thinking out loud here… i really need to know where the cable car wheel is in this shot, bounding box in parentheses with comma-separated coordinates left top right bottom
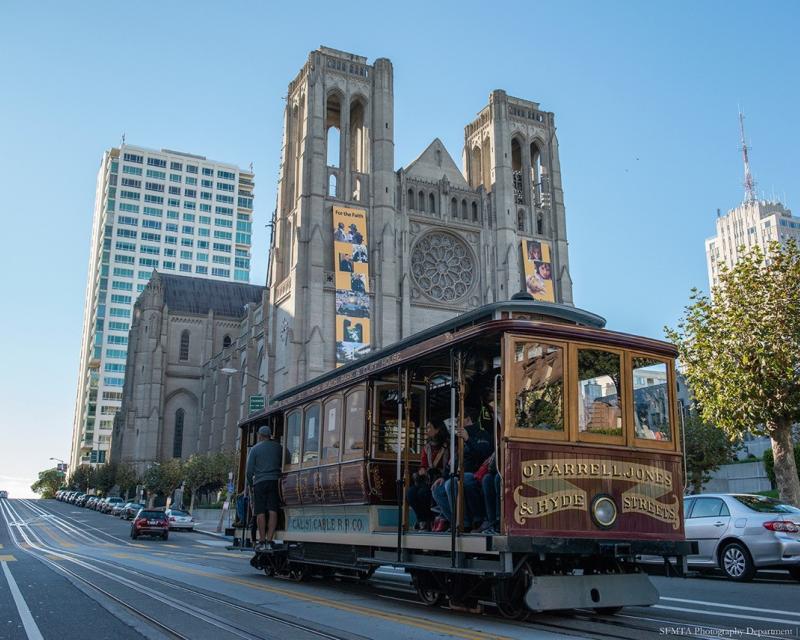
(287, 563, 310, 582)
(412, 572, 445, 607)
(494, 561, 533, 620)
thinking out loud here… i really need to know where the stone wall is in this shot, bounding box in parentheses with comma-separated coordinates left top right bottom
(703, 461, 771, 494)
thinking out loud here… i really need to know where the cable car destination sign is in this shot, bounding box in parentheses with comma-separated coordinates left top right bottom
(513, 458, 680, 529)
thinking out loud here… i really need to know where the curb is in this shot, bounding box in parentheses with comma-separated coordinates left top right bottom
(191, 526, 232, 541)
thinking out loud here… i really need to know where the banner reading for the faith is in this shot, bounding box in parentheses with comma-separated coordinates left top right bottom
(332, 206, 371, 366)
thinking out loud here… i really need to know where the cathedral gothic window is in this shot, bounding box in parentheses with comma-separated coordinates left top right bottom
(411, 232, 475, 303)
(179, 330, 190, 361)
(173, 408, 184, 458)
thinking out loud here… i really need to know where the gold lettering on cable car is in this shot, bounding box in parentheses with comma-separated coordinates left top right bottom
(514, 458, 679, 529)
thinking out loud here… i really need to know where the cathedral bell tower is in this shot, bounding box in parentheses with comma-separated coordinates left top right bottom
(267, 47, 397, 397)
(463, 90, 573, 304)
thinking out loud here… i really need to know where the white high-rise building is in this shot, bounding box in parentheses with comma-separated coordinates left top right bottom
(705, 200, 799, 289)
(69, 145, 255, 470)
(705, 113, 799, 290)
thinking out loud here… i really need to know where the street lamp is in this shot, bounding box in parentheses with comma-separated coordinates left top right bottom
(220, 367, 267, 384)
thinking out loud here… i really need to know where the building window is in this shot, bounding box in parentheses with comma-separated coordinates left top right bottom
(429, 193, 436, 214)
(179, 330, 190, 361)
(173, 409, 184, 458)
(223, 334, 232, 349)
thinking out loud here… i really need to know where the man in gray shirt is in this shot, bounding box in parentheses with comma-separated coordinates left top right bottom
(245, 425, 283, 550)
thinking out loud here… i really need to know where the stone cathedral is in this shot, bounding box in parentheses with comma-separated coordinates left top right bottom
(267, 46, 573, 398)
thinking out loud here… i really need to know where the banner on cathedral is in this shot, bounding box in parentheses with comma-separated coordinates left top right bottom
(522, 239, 555, 302)
(333, 206, 371, 366)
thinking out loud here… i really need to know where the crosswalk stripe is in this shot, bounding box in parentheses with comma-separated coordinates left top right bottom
(0, 554, 17, 561)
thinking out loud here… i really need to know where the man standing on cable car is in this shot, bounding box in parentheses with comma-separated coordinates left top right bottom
(246, 425, 283, 551)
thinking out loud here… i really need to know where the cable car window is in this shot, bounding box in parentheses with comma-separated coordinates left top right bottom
(512, 341, 564, 432)
(343, 388, 365, 457)
(302, 404, 321, 463)
(632, 357, 672, 441)
(285, 410, 301, 465)
(374, 384, 423, 456)
(577, 349, 623, 437)
(322, 397, 341, 461)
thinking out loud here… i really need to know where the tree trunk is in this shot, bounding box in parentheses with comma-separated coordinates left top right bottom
(189, 489, 197, 514)
(769, 421, 800, 507)
(690, 470, 703, 495)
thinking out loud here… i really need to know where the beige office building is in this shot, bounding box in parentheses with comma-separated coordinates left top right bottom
(705, 200, 799, 290)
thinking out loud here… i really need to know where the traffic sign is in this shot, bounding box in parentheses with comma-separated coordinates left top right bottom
(249, 395, 265, 413)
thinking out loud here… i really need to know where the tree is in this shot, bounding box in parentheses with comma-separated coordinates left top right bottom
(142, 459, 183, 506)
(69, 465, 96, 492)
(666, 241, 800, 505)
(31, 468, 64, 499)
(183, 451, 235, 512)
(683, 415, 741, 494)
(763, 445, 800, 488)
(94, 462, 117, 495)
(115, 463, 139, 500)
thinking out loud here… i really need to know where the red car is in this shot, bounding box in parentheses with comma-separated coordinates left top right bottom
(130, 509, 169, 540)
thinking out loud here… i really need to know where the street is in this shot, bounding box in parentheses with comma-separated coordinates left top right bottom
(0, 498, 797, 640)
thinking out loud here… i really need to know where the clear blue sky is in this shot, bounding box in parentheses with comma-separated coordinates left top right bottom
(1, 1, 798, 497)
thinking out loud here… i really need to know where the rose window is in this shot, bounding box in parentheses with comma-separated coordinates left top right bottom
(411, 232, 475, 302)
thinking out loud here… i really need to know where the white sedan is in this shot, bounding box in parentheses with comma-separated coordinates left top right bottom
(164, 508, 195, 531)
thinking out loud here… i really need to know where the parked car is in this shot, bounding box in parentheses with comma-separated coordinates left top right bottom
(682, 493, 800, 581)
(69, 492, 85, 505)
(76, 494, 91, 507)
(110, 501, 127, 516)
(164, 509, 195, 531)
(131, 510, 169, 540)
(86, 497, 99, 509)
(101, 497, 124, 513)
(121, 503, 145, 520)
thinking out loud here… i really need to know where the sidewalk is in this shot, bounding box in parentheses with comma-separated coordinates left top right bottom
(189, 507, 233, 541)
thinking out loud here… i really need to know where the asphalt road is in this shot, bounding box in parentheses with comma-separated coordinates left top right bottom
(1, 497, 798, 640)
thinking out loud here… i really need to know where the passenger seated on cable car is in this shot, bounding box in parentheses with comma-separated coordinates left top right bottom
(431, 407, 494, 532)
(475, 452, 500, 534)
(406, 422, 450, 531)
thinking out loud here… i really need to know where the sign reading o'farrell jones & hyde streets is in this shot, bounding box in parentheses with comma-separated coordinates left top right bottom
(248, 395, 265, 414)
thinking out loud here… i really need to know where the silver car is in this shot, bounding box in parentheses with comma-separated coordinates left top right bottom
(683, 493, 800, 581)
(164, 508, 195, 531)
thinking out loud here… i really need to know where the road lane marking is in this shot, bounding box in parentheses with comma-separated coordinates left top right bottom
(112, 553, 133, 559)
(208, 551, 250, 559)
(134, 556, 509, 640)
(2, 561, 44, 640)
(654, 605, 800, 626)
(163, 544, 179, 548)
(660, 597, 800, 618)
(0, 554, 17, 561)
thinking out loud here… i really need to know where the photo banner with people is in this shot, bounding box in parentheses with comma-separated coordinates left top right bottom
(522, 239, 555, 302)
(333, 206, 371, 366)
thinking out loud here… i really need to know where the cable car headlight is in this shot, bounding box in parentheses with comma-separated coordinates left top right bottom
(591, 495, 618, 529)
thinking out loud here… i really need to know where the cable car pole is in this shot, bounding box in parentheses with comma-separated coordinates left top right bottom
(396, 368, 404, 563)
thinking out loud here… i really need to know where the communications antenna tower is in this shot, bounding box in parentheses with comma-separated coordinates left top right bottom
(739, 111, 756, 203)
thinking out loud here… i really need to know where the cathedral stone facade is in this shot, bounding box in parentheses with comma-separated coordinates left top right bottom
(111, 273, 265, 472)
(267, 47, 573, 397)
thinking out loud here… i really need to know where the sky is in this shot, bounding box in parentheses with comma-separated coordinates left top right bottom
(1, 1, 798, 499)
